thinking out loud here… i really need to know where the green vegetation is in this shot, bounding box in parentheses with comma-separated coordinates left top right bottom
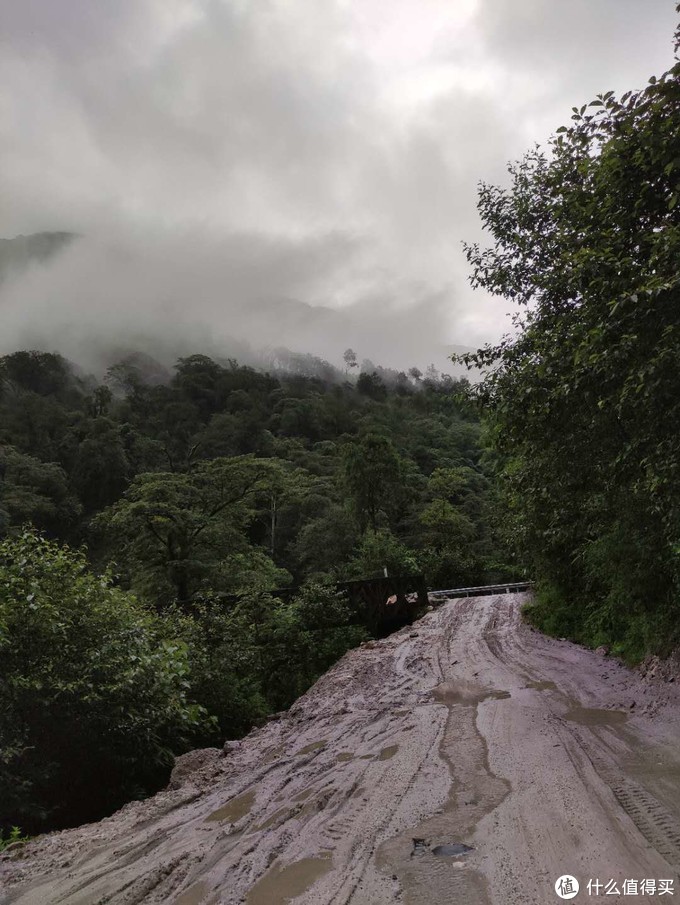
(0, 827, 30, 852)
(0, 530, 206, 832)
(0, 348, 508, 833)
(462, 18, 680, 661)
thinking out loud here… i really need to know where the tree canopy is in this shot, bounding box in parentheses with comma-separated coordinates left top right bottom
(462, 12, 680, 658)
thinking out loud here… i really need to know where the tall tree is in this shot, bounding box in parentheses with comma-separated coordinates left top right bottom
(95, 457, 271, 606)
(462, 14, 680, 650)
(0, 447, 81, 537)
(343, 434, 403, 533)
(343, 348, 358, 372)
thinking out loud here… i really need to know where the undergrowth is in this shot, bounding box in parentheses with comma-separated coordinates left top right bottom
(0, 827, 30, 851)
(522, 582, 680, 666)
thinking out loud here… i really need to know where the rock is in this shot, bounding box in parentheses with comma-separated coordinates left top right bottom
(266, 711, 288, 722)
(411, 837, 431, 856)
(222, 739, 242, 755)
(3, 842, 25, 854)
(168, 748, 221, 789)
(595, 645, 610, 656)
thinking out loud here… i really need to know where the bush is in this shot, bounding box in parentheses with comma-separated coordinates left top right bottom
(164, 582, 367, 745)
(177, 595, 270, 744)
(0, 531, 207, 833)
(344, 529, 420, 580)
(264, 581, 367, 707)
(220, 582, 367, 713)
(523, 581, 679, 665)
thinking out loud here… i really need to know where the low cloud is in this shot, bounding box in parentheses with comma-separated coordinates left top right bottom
(0, 0, 676, 370)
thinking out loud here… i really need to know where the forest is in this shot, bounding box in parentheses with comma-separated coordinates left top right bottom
(0, 348, 511, 835)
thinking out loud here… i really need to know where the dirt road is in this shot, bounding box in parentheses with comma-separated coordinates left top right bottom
(3, 593, 680, 904)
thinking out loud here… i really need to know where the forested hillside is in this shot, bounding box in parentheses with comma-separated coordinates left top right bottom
(461, 15, 680, 664)
(0, 348, 511, 835)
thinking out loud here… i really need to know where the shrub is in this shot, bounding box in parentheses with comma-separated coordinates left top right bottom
(0, 530, 207, 833)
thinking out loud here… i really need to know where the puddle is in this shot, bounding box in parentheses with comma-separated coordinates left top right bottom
(378, 745, 399, 761)
(377, 675, 511, 904)
(336, 752, 354, 762)
(253, 806, 290, 832)
(564, 706, 628, 727)
(174, 881, 208, 905)
(297, 740, 327, 755)
(359, 754, 374, 760)
(300, 798, 325, 818)
(245, 854, 333, 905)
(411, 839, 474, 858)
(433, 843, 474, 857)
(432, 680, 511, 706)
(293, 788, 314, 802)
(263, 744, 285, 764)
(205, 789, 256, 823)
(525, 680, 556, 692)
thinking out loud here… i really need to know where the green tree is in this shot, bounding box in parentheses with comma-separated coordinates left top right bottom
(0, 446, 81, 537)
(95, 456, 272, 606)
(0, 351, 72, 398)
(345, 529, 420, 579)
(356, 371, 387, 400)
(343, 348, 358, 372)
(292, 504, 360, 576)
(70, 419, 129, 513)
(343, 434, 403, 532)
(0, 531, 205, 833)
(172, 354, 224, 420)
(462, 15, 680, 655)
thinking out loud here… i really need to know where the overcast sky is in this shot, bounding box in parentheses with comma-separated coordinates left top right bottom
(0, 0, 677, 370)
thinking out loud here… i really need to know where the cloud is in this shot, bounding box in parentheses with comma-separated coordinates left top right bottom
(0, 0, 677, 367)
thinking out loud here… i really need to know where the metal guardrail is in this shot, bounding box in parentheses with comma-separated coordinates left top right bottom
(429, 581, 533, 598)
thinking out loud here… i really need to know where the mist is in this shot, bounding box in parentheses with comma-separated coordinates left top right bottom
(0, 228, 466, 375)
(1, 0, 676, 375)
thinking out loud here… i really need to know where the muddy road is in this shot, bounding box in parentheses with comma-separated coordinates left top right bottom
(3, 593, 680, 904)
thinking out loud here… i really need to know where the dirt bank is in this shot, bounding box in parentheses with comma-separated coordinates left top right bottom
(2, 593, 680, 904)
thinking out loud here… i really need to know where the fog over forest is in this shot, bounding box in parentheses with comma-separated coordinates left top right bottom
(1, 0, 676, 373)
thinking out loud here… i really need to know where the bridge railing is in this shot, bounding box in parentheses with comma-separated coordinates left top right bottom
(428, 581, 533, 599)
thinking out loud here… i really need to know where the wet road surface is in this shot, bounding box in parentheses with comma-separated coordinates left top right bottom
(3, 593, 680, 904)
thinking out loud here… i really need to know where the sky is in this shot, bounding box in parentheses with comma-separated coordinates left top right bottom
(0, 0, 677, 372)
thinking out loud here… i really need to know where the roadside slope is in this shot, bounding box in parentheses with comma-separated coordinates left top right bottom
(2, 593, 680, 904)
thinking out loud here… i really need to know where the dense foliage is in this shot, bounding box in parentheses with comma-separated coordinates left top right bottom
(0, 531, 206, 831)
(462, 15, 680, 660)
(0, 347, 508, 831)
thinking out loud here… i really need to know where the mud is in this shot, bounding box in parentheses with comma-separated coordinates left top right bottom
(377, 744, 399, 761)
(245, 855, 333, 905)
(563, 705, 628, 727)
(205, 789, 256, 823)
(2, 593, 680, 905)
